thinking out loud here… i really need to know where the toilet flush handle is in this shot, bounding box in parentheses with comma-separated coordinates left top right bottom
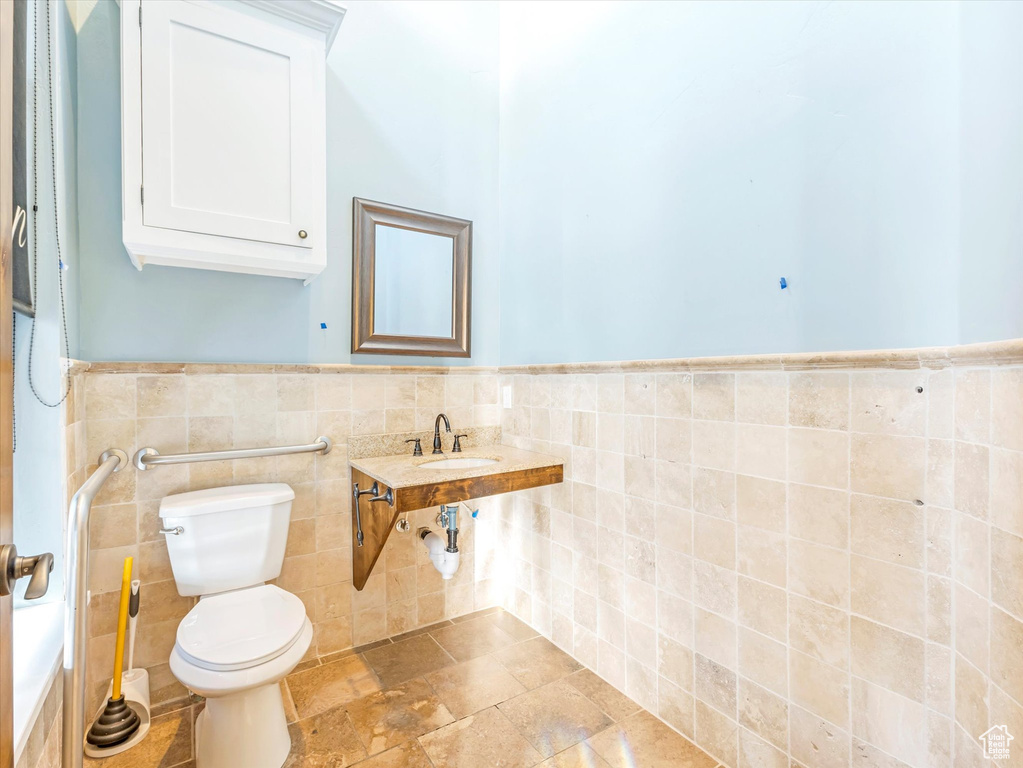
(159, 526, 184, 536)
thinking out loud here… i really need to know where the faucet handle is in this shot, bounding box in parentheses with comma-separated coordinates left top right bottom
(405, 438, 423, 456)
(452, 434, 469, 453)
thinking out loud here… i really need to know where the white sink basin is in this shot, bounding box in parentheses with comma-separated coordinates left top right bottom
(420, 457, 499, 470)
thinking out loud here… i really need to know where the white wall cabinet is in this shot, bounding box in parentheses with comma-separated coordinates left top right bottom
(121, 0, 344, 281)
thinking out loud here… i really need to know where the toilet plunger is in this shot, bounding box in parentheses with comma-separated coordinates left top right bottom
(86, 557, 141, 748)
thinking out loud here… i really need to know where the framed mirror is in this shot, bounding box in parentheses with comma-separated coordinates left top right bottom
(352, 198, 471, 357)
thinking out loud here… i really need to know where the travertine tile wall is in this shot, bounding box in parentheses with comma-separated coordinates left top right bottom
(55, 351, 1023, 768)
(67, 367, 504, 715)
(497, 364, 1023, 768)
(14, 670, 62, 768)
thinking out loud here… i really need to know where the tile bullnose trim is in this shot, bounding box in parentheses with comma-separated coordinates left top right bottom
(73, 361, 501, 375)
(498, 337, 1023, 373)
(68, 336, 1023, 376)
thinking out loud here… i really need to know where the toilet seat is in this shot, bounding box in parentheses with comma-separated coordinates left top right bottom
(176, 584, 307, 672)
(171, 616, 313, 700)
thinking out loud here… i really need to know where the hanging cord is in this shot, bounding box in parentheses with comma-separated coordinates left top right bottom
(27, 0, 71, 409)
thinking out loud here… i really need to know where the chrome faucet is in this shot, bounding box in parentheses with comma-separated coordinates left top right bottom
(433, 413, 451, 454)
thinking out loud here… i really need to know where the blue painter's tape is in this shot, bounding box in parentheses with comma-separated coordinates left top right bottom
(320, 322, 328, 329)
(779, 277, 787, 289)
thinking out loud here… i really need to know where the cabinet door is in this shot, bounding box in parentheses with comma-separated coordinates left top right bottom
(140, 0, 316, 249)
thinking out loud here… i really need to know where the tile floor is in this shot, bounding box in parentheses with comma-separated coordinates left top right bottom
(84, 609, 723, 768)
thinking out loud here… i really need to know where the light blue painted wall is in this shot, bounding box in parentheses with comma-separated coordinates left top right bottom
(13, 0, 78, 605)
(958, 1, 1023, 345)
(70, 0, 1023, 367)
(498, 0, 970, 364)
(75, 0, 500, 365)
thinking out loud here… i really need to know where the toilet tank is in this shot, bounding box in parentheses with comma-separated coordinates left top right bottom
(159, 483, 295, 597)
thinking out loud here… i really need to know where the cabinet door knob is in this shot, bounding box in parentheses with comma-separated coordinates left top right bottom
(298, 230, 308, 239)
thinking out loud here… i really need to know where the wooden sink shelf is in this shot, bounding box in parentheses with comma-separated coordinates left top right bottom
(349, 445, 563, 590)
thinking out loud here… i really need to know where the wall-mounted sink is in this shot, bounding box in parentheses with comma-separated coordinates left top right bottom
(350, 443, 563, 591)
(420, 457, 500, 470)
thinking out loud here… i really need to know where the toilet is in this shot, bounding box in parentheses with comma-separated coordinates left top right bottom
(159, 484, 312, 768)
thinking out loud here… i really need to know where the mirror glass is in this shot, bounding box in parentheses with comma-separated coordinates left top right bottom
(373, 224, 454, 338)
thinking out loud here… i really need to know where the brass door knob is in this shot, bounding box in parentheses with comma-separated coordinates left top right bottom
(298, 230, 308, 239)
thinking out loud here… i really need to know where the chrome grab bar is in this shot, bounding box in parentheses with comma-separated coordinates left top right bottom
(133, 436, 332, 470)
(63, 449, 128, 768)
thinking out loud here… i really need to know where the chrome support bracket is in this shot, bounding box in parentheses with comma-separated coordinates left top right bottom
(100, 448, 128, 471)
(133, 447, 158, 470)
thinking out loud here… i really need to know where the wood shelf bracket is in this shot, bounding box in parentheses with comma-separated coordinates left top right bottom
(351, 468, 400, 591)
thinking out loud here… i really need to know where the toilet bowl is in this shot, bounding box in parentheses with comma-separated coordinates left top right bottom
(159, 484, 308, 768)
(171, 585, 312, 768)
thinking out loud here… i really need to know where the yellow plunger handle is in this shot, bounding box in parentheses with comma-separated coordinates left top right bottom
(111, 557, 134, 700)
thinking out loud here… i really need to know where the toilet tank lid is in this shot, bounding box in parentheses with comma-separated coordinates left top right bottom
(159, 483, 295, 519)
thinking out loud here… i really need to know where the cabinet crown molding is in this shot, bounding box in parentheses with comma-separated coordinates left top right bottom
(237, 0, 347, 51)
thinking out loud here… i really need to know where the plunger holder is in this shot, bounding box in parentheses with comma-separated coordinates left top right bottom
(83, 669, 151, 759)
(86, 557, 142, 750)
